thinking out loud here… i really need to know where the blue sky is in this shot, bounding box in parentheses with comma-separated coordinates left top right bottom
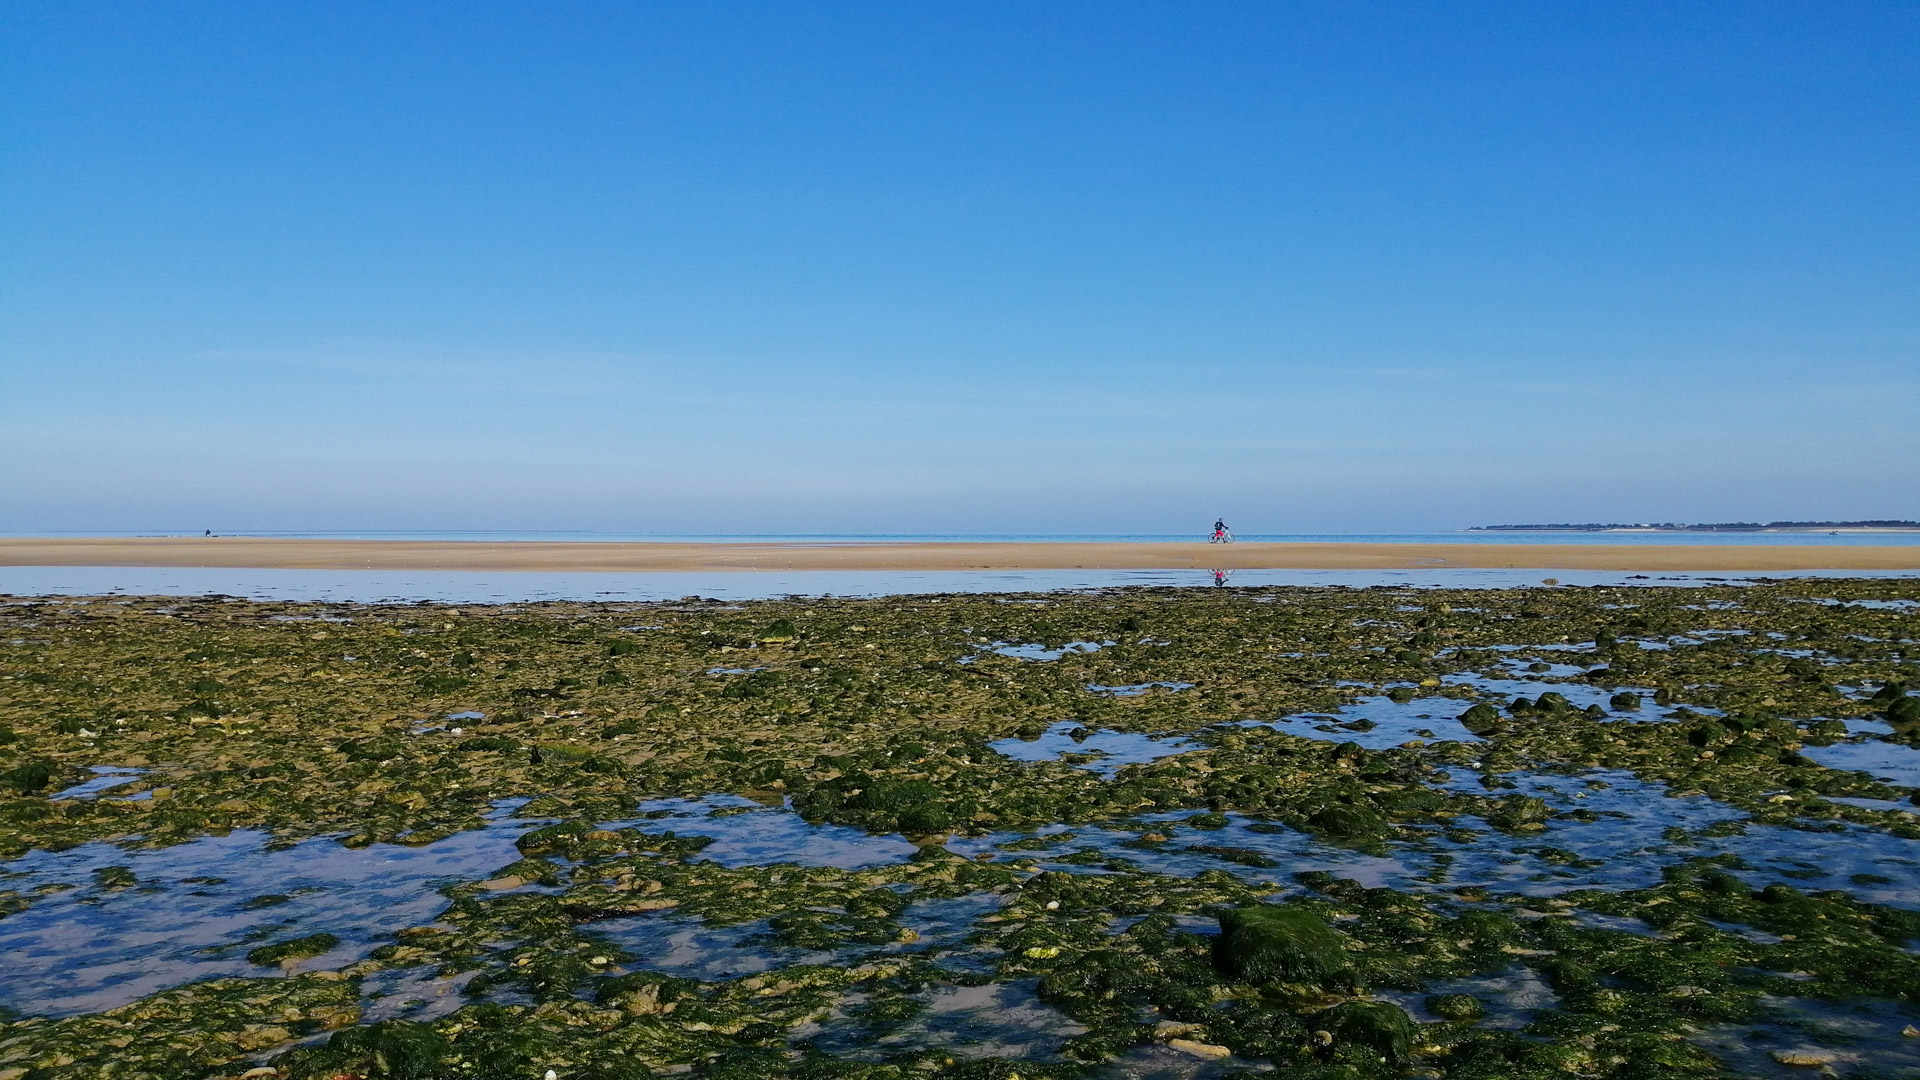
(3, 2, 1915, 534)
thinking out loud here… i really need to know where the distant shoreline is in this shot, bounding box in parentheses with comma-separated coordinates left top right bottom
(4, 537, 1920, 573)
(1471, 521, 1920, 533)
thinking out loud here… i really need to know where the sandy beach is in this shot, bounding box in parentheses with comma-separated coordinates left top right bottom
(3, 537, 1918, 573)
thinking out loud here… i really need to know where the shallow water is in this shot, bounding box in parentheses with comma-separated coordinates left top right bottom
(1382, 966, 1561, 1030)
(799, 977, 1088, 1062)
(1799, 740, 1920, 788)
(1089, 681, 1196, 696)
(1694, 995, 1920, 1079)
(988, 722, 1203, 776)
(48, 765, 147, 801)
(0, 805, 538, 1017)
(10, 564, 1920, 604)
(587, 914, 842, 981)
(1243, 694, 1489, 749)
(980, 639, 1111, 661)
(623, 795, 920, 868)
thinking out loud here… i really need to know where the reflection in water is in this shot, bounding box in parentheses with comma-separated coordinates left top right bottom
(988, 722, 1202, 777)
(620, 795, 918, 868)
(1694, 995, 1920, 1080)
(0, 803, 538, 1017)
(799, 978, 1087, 1062)
(48, 766, 147, 802)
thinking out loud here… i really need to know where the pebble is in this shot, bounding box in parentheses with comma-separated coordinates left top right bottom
(1167, 1038, 1232, 1059)
(1771, 1049, 1838, 1067)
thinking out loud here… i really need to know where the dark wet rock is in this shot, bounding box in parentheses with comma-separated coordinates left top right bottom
(1307, 804, 1389, 839)
(247, 932, 339, 965)
(1, 759, 54, 794)
(1321, 999, 1416, 1065)
(280, 1018, 450, 1080)
(1426, 991, 1484, 1020)
(1887, 695, 1920, 727)
(514, 818, 595, 856)
(1458, 703, 1503, 736)
(92, 865, 135, 889)
(1214, 904, 1348, 985)
(1487, 795, 1551, 830)
(1184, 844, 1282, 868)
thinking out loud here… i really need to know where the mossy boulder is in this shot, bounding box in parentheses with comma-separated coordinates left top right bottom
(1887, 695, 1920, 727)
(286, 1018, 451, 1080)
(1321, 1000, 1416, 1065)
(1488, 794, 1551, 830)
(1426, 992, 1484, 1021)
(758, 618, 798, 644)
(515, 818, 593, 856)
(1213, 904, 1348, 985)
(1307, 803, 1389, 839)
(1457, 703, 1502, 736)
(0, 760, 54, 795)
(897, 803, 952, 835)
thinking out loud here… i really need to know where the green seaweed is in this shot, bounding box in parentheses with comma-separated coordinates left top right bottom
(1214, 904, 1349, 985)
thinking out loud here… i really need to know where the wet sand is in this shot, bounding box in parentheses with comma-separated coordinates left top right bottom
(3, 537, 1918, 573)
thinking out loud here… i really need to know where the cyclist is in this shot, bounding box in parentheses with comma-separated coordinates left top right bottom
(1210, 518, 1231, 543)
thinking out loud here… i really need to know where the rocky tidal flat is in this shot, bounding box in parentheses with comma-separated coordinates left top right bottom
(0, 581, 1917, 1079)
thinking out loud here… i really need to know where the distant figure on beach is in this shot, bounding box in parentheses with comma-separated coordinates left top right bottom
(1210, 518, 1231, 543)
(1213, 569, 1231, 586)
(203, 530, 212, 537)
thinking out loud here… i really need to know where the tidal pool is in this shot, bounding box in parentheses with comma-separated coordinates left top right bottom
(988, 723, 1203, 776)
(0, 804, 538, 1017)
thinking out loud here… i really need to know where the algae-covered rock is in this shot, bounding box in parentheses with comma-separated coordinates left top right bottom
(284, 1018, 451, 1080)
(1609, 691, 1642, 711)
(1458, 703, 1502, 736)
(1213, 904, 1348, 984)
(93, 865, 136, 889)
(515, 818, 594, 856)
(1888, 695, 1920, 727)
(247, 932, 339, 965)
(758, 618, 798, 643)
(1321, 1000, 1416, 1065)
(1426, 992, 1484, 1021)
(897, 802, 951, 834)
(1488, 794, 1551, 830)
(1, 759, 53, 794)
(1307, 804, 1389, 839)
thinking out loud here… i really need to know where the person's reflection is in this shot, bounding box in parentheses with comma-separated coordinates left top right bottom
(1212, 569, 1231, 587)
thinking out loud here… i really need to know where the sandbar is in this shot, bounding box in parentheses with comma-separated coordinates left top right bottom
(2, 537, 1918, 573)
